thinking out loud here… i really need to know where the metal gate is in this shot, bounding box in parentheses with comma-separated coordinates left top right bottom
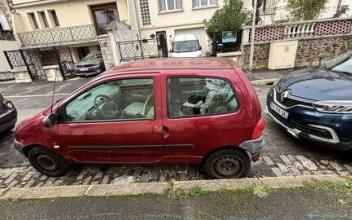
(4, 47, 75, 81)
(117, 39, 161, 62)
(3, 49, 45, 80)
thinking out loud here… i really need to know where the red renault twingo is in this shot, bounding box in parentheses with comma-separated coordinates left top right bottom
(15, 58, 264, 179)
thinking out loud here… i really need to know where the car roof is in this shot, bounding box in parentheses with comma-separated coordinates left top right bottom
(106, 58, 236, 75)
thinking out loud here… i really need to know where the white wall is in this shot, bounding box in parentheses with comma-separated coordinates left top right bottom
(0, 40, 20, 72)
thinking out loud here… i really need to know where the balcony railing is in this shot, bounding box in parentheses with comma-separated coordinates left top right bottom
(0, 30, 16, 41)
(17, 24, 97, 47)
(243, 18, 352, 43)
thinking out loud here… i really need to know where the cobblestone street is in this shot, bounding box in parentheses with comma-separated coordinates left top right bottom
(0, 80, 351, 189)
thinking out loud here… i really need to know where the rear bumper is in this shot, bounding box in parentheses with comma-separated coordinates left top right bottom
(0, 109, 17, 133)
(239, 136, 264, 161)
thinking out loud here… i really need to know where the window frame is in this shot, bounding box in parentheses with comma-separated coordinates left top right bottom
(159, 0, 183, 12)
(27, 12, 39, 29)
(38, 11, 49, 28)
(58, 77, 156, 124)
(48, 9, 60, 27)
(192, 0, 218, 8)
(166, 75, 240, 119)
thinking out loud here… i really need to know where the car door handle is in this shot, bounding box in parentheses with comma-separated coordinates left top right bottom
(162, 126, 170, 139)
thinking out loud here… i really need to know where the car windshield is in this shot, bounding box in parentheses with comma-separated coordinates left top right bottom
(173, 40, 200, 53)
(83, 53, 102, 60)
(324, 53, 352, 75)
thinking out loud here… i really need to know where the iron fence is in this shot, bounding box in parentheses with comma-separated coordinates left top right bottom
(17, 24, 97, 47)
(117, 39, 160, 61)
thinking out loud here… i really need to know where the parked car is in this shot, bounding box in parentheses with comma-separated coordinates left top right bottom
(0, 93, 17, 134)
(169, 34, 202, 58)
(266, 51, 352, 152)
(15, 58, 264, 178)
(73, 52, 105, 77)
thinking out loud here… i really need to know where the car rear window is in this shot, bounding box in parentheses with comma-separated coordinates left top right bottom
(167, 76, 239, 118)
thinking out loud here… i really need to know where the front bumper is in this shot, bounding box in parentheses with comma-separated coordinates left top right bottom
(239, 136, 264, 161)
(266, 92, 352, 150)
(74, 66, 102, 76)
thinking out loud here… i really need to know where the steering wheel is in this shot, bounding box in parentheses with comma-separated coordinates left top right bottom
(142, 93, 153, 116)
(94, 95, 118, 119)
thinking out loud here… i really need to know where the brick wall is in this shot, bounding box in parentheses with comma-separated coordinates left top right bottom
(242, 43, 270, 70)
(295, 35, 352, 68)
(241, 35, 352, 70)
(98, 35, 115, 70)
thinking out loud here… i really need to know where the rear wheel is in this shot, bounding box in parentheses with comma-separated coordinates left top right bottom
(203, 149, 250, 179)
(28, 147, 71, 177)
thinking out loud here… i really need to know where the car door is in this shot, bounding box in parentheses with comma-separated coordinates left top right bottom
(56, 74, 164, 163)
(160, 73, 244, 163)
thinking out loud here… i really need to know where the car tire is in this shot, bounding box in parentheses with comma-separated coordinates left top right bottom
(28, 146, 71, 177)
(203, 149, 250, 179)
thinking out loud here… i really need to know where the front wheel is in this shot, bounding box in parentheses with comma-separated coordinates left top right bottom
(203, 149, 250, 179)
(28, 147, 71, 177)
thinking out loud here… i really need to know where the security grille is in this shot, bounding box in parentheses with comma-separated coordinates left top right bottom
(140, 0, 151, 26)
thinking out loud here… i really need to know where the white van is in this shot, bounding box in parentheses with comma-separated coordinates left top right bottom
(169, 34, 202, 58)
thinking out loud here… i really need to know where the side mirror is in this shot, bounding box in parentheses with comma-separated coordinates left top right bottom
(42, 113, 58, 128)
(199, 46, 202, 50)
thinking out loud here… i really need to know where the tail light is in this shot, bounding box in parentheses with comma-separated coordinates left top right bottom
(251, 118, 265, 139)
(3, 101, 14, 110)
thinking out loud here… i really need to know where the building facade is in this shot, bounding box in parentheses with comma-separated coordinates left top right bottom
(0, 0, 19, 76)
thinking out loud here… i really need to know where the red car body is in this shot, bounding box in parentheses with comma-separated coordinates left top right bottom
(15, 58, 264, 178)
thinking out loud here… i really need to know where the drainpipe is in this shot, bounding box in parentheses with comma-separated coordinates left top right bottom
(249, 0, 258, 72)
(131, 0, 141, 40)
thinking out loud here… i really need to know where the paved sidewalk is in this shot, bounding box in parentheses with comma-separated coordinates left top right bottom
(0, 153, 352, 189)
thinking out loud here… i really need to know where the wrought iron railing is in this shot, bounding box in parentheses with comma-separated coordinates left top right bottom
(17, 24, 97, 47)
(0, 30, 15, 41)
(117, 39, 160, 61)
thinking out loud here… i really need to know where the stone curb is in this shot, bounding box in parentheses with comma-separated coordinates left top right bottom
(251, 78, 278, 85)
(0, 175, 348, 201)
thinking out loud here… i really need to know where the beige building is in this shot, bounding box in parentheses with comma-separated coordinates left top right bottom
(135, 0, 252, 56)
(0, 0, 19, 77)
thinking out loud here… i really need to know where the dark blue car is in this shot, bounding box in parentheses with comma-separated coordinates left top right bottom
(266, 52, 352, 151)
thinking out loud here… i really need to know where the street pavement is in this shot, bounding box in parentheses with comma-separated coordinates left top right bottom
(1, 188, 352, 219)
(0, 78, 352, 189)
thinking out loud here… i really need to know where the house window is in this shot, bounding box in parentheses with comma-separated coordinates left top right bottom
(159, 0, 182, 12)
(48, 10, 60, 26)
(167, 77, 238, 118)
(140, 0, 151, 26)
(38, 11, 49, 28)
(192, 0, 218, 8)
(28, 12, 39, 29)
(90, 3, 119, 35)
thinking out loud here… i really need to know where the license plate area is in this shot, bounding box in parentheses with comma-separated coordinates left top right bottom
(270, 102, 289, 119)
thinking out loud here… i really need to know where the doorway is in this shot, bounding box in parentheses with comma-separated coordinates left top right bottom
(156, 31, 168, 57)
(90, 3, 119, 35)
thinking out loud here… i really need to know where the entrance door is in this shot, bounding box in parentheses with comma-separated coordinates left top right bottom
(56, 75, 164, 163)
(90, 3, 119, 35)
(156, 31, 168, 57)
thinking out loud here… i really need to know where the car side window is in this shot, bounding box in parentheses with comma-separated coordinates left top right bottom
(167, 77, 238, 118)
(65, 78, 154, 122)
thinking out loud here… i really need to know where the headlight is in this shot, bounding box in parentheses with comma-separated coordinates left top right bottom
(313, 101, 352, 113)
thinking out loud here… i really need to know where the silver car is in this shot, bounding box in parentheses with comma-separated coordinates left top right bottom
(74, 52, 105, 77)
